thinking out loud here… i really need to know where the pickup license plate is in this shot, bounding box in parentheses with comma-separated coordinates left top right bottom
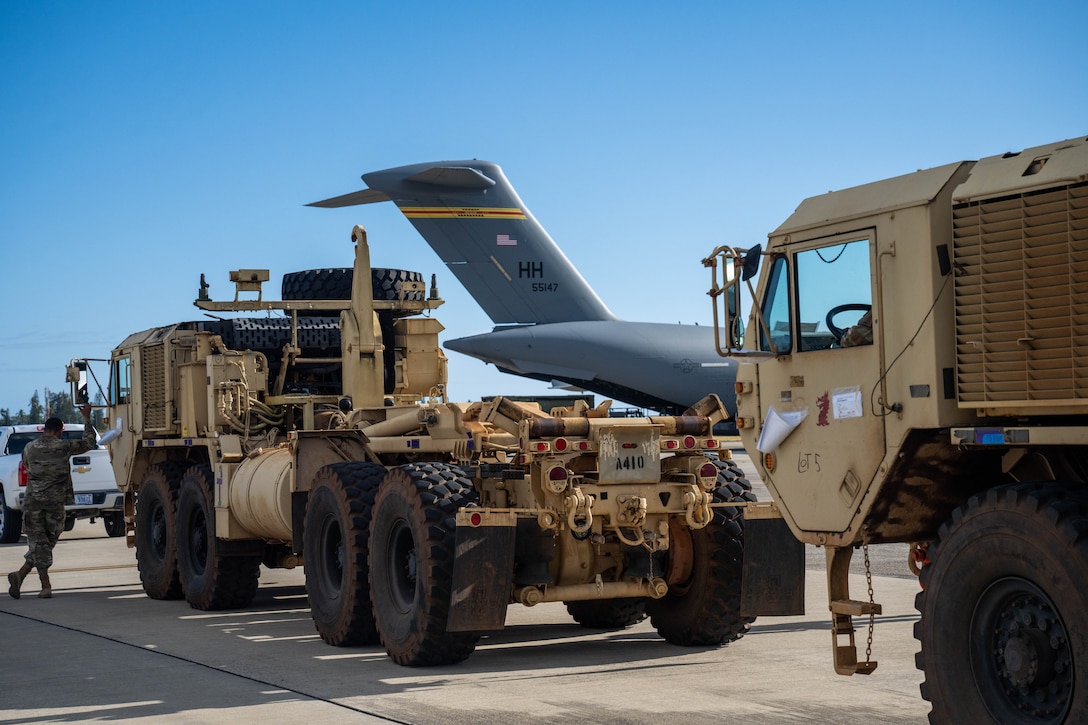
(598, 426, 659, 483)
(75, 494, 93, 506)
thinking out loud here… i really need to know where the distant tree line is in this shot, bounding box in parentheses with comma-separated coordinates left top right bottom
(1, 389, 107, 429)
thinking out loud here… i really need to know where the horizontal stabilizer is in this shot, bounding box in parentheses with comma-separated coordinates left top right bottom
(404, 165, 496, 189)
(307, 188, 390, 208)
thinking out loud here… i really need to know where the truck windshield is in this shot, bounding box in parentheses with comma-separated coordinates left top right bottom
(110, 357, 132, 405)
(759, 256, 791, 353)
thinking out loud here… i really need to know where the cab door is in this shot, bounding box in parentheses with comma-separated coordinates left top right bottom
(753, 232, 885, 536)
(108, 353, 137, 489)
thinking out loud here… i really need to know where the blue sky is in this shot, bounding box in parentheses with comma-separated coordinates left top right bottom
(1, 1, 1085, 415)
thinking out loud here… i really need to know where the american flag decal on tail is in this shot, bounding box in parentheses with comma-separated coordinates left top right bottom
(497, 234, 517, 246)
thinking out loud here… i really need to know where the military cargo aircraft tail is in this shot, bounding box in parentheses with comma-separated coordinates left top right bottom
(312, 160, 738, 418)
(310, 161, 615, 326)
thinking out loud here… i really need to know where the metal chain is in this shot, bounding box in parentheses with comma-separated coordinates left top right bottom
(863, 542, 875, 663)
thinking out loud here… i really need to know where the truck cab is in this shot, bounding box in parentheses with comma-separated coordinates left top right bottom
(705, 135, 1088, 721)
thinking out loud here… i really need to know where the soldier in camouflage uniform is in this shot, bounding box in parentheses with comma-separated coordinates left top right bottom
(7, 404, 96, 599)
(841, 310, 874, 348)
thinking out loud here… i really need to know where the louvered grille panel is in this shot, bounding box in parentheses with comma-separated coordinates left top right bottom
(141, 343, 167, 430)
(954, 182, 1088, 407)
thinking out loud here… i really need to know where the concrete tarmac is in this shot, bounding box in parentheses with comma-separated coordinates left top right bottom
(1, 456, 932, 724)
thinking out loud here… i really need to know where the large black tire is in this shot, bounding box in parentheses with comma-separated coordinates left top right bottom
(176, 465, 261, 610)
(135, 462, 188, 600)
(915, 482, 1088, 723)
(0, 490, 23, 544)
(565, 598, 648, 630)
(647, 457, 755, 646)
(369, 462, 480, 666)
(304, 461, 388, 646)
(202, 316, 342, 355)
(103, 511, 125, 538)
(282, 268, 424, 308)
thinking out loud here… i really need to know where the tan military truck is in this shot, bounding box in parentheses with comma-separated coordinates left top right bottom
(705, 135, 1088, 723)
(72, 224, 777, 667)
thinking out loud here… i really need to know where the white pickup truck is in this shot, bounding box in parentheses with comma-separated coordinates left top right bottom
(0, 424, 123, 543)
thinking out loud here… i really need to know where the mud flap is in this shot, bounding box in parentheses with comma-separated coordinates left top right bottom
(447, 510, 516, 632)
(741, 510, 805, 617)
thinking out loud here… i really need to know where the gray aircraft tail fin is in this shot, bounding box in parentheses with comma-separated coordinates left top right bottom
(310, 161, 616, 325)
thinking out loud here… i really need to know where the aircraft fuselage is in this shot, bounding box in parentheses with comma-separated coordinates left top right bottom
(445, 320, 737, 416)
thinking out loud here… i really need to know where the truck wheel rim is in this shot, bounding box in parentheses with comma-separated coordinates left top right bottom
(387, 519, 417, 612)
(188, 509, 208, 575)
(151, 503, 169, 560)
(317, 514, 344, 592)
(971, 577, 1072, 722)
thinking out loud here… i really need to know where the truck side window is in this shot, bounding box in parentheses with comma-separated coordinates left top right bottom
(760, 256, 791, 353)
(795, 239, 872, 351)
(111, 357, 131, 405)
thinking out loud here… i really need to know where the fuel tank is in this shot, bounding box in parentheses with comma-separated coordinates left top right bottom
(229, 447, 293, 541)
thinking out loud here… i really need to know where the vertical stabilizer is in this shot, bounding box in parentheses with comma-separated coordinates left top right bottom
(311, 161, 616, 325)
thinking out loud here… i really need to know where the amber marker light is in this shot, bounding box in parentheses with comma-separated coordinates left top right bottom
(763, 452, 776, 472)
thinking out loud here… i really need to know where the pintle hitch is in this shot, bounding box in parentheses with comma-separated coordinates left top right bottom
(826, 544, 881, 675)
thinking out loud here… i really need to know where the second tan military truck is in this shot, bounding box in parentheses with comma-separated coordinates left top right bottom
(73, 224, 780, 667)
(706, 135, 1088, 723)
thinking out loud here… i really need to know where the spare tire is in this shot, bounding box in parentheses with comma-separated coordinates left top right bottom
(282, 268, 424, 309)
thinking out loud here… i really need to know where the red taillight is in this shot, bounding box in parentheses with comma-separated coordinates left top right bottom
(664, 439, 678, 450)
(577, 441, 589, 451)
(699, 462, 718, 479)
(548, 466, 568, 481)
(683, 436, 696, 449)
(18, 461, 28, 487)
(470, 512, 483, 527)
(554, 437, 568, 452)
(705, 439, 718, 448)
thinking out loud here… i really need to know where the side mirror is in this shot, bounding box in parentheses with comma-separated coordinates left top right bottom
(742, 244, 762, 281)
(65, 362, 84, 383)
(67, 359, 90, 405)
(727, 288, 745, 349)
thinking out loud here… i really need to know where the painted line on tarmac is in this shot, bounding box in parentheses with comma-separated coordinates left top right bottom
(49, 563, 138, 573)
(0, 608, 410, 724)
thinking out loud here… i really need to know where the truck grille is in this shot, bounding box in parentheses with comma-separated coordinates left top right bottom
(953, 181, 1088, 407)
(142, 343, 168, 429)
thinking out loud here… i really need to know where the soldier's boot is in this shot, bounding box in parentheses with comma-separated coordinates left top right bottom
(7, 562, 33, 599)
(37, 569, 52, 599)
